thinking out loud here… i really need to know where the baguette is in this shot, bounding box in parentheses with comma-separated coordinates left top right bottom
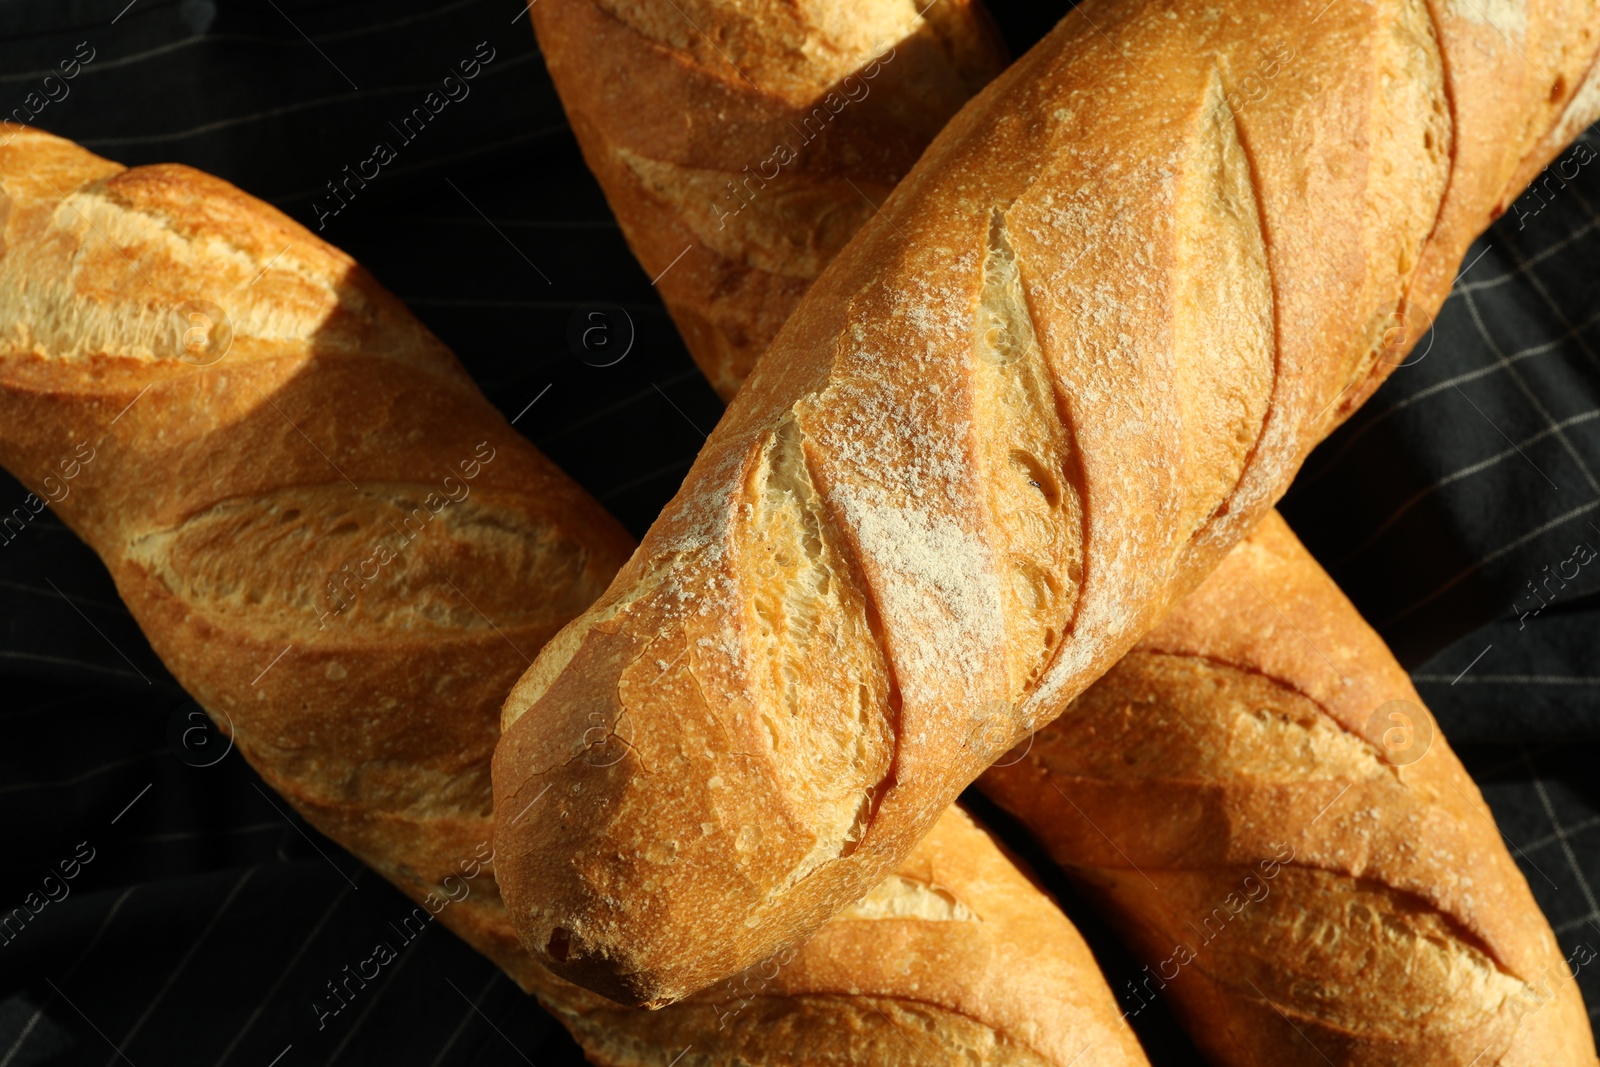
(532, 806, 1150, 1067)
(573, 6, 1600, 1050)
(528, 0, 1008, 399)
(981, 511, 1597, 1066)
(0, 124, 634, 991)
(493, 0, 1600, 1006)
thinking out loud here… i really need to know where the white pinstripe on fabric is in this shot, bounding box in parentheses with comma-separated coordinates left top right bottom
(426, 970, 500, 1067)
(212, 874, 363, 1067)
(1333, 408, 1600, 568)
(1523, 814, 1600, 857)
(0, 650, 148, 686)
(0, 749, 164, 796)
(1414, 674, 1600, 684)
(1294, 287, 1600, 494)
(600, 458, 698, 504)
(0, 579, 130, 617)
(104, 866, 260, 1067)
(402, 297, 657, 311)
(535, 369, 706, 448)
(405, 215, 621, 230)
(0, 691, 93, 719)
(1456, 210, 1600, 294)
(1461, 290, 1598, 493)
(1, 0, 490, 85)
(264, 123, 570, 207)
(0, 884, 138, 1067)
(1526, 751, 1600, 927)
(1380, 497, 1600, 627)
(81, 48, 542, 148)
(118, 822, 281, 847)
(321, 924, 431, 1067)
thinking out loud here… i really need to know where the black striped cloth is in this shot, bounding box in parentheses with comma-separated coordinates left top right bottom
(1, 2, 1598, 1063)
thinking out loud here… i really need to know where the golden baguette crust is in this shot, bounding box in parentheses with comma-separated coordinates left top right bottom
(530, 0, 1007, 398)
(493, 0, 1600, 1006)
(981, 512, 1596, 1067)
(530, 807, 1149, 1067)
(0, 124, 634, 989)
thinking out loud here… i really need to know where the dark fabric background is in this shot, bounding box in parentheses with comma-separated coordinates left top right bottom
(0, 1, 1597, 1063)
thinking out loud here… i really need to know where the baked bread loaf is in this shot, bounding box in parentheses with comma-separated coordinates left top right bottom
(493, 0, 1600, 1006)
(529, 0, 1007, 398)
(981, 511, 1597, 1066)
(0, 124, 634, 990)
(532, 806, 1150, 1067)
